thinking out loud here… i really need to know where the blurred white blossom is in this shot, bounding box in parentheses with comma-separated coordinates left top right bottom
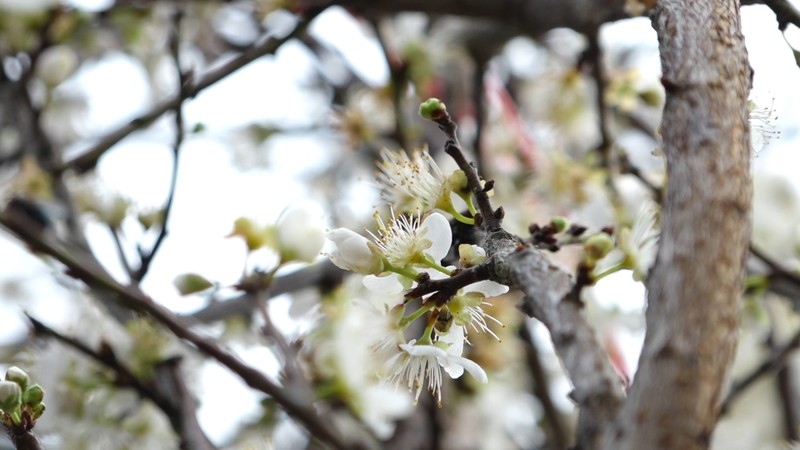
(275, 203, 326, 263)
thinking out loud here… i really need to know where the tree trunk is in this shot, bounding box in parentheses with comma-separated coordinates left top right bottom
(606, 1, 752, 449)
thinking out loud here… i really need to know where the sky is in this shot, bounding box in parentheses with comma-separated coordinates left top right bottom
(1, 2, 800, 445)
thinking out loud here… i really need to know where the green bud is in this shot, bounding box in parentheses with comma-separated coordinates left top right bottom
(458, 244, 486, 268)
(173, 273, 214, 296)
(0, 381, 22, 411)
(584, 232, 614, 262)
(137, 208, 165, 230)
(5, 366, 29, 391)
(446, 170, 469, 193)
(31, 402, 45, 420)
(639, 88, 662, 108)
(550, 216, 569, 233)
(418, 98, 447, 121)
(22, 384, 44, 406)
(228, 217, 268, 251)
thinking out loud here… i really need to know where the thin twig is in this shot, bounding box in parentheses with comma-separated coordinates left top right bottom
(370, 18, 409, 149)
(431, 111, 499, 230)
(742, 0, 800, 29)
(520, 322, 570, 450)
(55, 7, 327, 175)
(133, 9, 187, 283)
(472, 58, 488, 175)
(109, 224, 136, 279)
(720, 325, 800, 415)
(586, 30, 613, 168)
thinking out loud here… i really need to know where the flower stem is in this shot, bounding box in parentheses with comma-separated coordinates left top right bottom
(400, 303, 435, 329)
(593, 261, 626, 282)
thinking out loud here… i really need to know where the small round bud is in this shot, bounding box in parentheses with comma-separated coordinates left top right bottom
(550, 216, 570, 233)
(419, 98, 447, 121)
(584, 232, 614, 262)
(22, 384, 44, 406)
(0, 380, 22, 411)
(5, 366, 29, 391)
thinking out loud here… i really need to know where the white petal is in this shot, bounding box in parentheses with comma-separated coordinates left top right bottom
(363, 273, 404, 295)
(327, 228, 381, 273)
(400, 342, 447, 358)
(438, 325, 465, 356)
(421, 213, 452, 262)
(440, 357, 465, 379)
(465, 280, 509, 297)
(458, 357, 488, 384)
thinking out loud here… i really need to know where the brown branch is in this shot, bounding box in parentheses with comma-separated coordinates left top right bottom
(187, 260, 345, 323)
(750, 244, 800, 304)
(504, 243, 625, 449)
(4, 427, 43, 450)
(55, 6, 328, 176)
(26, 315, 216, 449)
(297, 0, 634, 35)
(608, 1, 753, 449)
(0, 206, 359, 450)
(720, 326, 800, 415)
(133, 9, 188, 283)
(431, 110, 499, 230)
(520, 323, 570, 450)
(428, 100, 623, 448)
(742, 0, 800, 30)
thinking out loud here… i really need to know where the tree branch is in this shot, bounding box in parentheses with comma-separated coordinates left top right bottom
(297, 0, 634, 35)
(26, 315, 216, 450)
(608, 2, 753, 449)
(55, 6, 327, 175)
(0, 206, 361, 450)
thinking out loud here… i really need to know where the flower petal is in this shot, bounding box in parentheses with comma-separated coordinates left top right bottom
(363, 273, 405, 295)
(457, 356, 488, 384)
(465, 280, 509, 297)
(420, 213, 452, 262)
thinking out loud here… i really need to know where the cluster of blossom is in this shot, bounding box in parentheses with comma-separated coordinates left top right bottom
(325, 147, 509, 411)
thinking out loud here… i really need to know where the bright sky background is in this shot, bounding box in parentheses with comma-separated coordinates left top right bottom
(1, 3, 800, 445)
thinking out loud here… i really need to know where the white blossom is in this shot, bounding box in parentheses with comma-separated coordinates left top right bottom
(369, 210, 451, 269)
(620, 201, 660, 281)
(275, 203, 326, 263)
(326, 228, 384, 274)
(376, 147, 448, 213)
(386, 327, 487, 405)
(749, 98, 780, 155)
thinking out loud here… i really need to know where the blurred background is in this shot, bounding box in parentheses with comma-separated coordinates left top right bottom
(1, 0, 799, 448)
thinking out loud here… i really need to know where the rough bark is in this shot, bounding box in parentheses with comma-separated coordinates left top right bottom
(606, 1, 752, 449)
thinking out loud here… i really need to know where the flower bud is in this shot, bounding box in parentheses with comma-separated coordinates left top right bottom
(550, 216, 569, 233)
(458, 244, 486, 268)
(22, 384, 44, 406)
(276, 204, 325, 263)
(229, 217, 267, 251)
(5, 366, 29, 391)
(326, 228, 384, 275)
(418, 98, 447, 121)
(0, 380, 22, 411)
(584, 232, 614, 262)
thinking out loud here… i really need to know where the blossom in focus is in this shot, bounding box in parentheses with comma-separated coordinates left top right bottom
(376, 147, 448, 213)
(368, 210, 452, 270)
(385, 327, 487, 405)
